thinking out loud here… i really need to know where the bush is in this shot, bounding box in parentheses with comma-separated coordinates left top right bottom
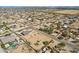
(43, 41, 49, 45)
(58, 42, 65, 47)
(1, 44, 5, 49)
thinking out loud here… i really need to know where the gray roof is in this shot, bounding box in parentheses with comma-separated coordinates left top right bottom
(0, 34, 16, 44)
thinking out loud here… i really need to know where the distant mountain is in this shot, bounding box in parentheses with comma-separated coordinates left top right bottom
(0, 6, 79, 10)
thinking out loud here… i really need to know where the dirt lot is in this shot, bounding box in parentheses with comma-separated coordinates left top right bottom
(21, 30, 59, 50)
(50, 10, 79, 14)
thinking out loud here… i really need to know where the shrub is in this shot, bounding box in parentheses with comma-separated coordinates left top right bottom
(58, 42, 65, 47)
(1, 44, 5, 49)
(43, 41, 49, 45)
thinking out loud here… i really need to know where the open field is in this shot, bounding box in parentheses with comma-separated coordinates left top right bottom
(49, 10, 79, 14)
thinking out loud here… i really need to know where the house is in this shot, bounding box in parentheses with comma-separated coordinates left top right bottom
(0, 34, 17, 44)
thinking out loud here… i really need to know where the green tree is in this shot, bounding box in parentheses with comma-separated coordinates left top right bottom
(39, 26, 53, 34)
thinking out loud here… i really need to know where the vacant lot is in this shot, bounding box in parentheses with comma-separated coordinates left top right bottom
(50, 10, 79, 14)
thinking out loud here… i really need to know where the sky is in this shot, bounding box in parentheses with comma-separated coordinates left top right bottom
(0, 0, 79, 6)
